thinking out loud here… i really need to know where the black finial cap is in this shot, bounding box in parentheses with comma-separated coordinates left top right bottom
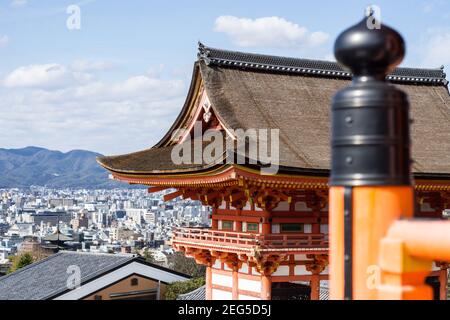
(330, 13, 411, 187)
(334, 13, 405, 78)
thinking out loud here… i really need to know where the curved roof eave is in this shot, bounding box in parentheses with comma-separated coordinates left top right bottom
(154, 62, 203, 148)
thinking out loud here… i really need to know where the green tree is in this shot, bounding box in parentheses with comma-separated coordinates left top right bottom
(165, 277, 205, 300)
(8, 253, 34, 274)
(142, 248, 157, 264)
(167, 252, 205, 277)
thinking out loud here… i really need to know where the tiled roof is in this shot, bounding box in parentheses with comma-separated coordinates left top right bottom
(0, 251, 135, 300)
(320, 287, 329, 300)
(97, 43, 450, 178)
(43, 232, 73, 242)
(198, 42, 448, 86)
(177, 285, 206, 300)
(319, 281, 329, 300)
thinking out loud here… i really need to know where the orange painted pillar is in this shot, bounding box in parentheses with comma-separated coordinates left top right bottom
(440, 268, 448, 300)
(261, 223, 270, 234)
(261, 275, 271, 300)
(211, 207, 218, 230)
(329, 186, 414, 299)
(206, 266, 212, 300)
(211, 219, 218, 230)
(312, 218, 321, 234)
(310, 274, 320, 300)
(261, 212, 271, 235)
(232, 269, 239, 299)
(235, 221, 242, 232)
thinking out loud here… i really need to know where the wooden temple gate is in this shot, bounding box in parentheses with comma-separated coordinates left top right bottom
(168, 181, 331, 300)
(165, 179, 449, 300)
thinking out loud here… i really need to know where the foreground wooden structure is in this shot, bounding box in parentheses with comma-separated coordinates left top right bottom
(329, 15, 450, 300)
(98, 18, 450, 299)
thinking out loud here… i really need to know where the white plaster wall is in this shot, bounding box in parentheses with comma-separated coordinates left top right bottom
(271, 224, 280, 234)
(211, 272, 233, 287)
(320, 224, 329, 234)
(219, 201, 227, 209)
(295, 254, 307, 261)
(239, 263, 249, 274)
(223, 263, 232, 271)
(252, 267, 261, 275)
(295, 202, 311, 211)
(273, 201, 289, 211)
(321, 265, 329, 274)
(212, 289, 232, 300)
(304, 224, 312, 233)
(294, 265, 308, 276)
(239, 294, 261, 300)
(272, 265, 290, 276)
(238, 278, 261, 293)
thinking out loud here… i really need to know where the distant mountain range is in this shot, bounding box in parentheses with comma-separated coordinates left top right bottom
(0, 146, 131, 189)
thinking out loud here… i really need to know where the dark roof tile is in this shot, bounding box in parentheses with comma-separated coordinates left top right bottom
(0, 251, 134, 300)
(198, 43, 448, 85)
(177, 285, 205, 300)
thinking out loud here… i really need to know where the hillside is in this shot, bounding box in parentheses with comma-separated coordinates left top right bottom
(0, 146, 130, 189)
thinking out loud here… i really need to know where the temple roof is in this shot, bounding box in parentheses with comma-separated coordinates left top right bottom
(198, 43, 448, 85)
(43, 231, 73, 242)
(99, 136, 227, 174)
(97, 44, 450, 180)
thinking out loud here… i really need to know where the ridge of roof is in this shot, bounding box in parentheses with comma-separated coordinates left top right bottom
(198, 42, 448, 86)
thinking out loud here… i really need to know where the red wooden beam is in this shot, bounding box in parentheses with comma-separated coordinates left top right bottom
(163, 190, 183, 202)
(147, 186, 168, 193)
(271, 275, 328, 282)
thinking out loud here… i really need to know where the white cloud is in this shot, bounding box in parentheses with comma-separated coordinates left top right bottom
(3, 63, 92, 89)
(0, 35, 9, 48)
(70, 59, 115, 72)
(214, 16, 329, 48)
(0, 62, 187, 154)
(10, 0, 27, 8)
(423, 0, 446, 13)
(420, 29, 450, 68)
(70, 75, 184, 102)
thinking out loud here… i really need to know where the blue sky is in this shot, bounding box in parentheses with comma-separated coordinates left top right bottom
(0, 0, 449, 154)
